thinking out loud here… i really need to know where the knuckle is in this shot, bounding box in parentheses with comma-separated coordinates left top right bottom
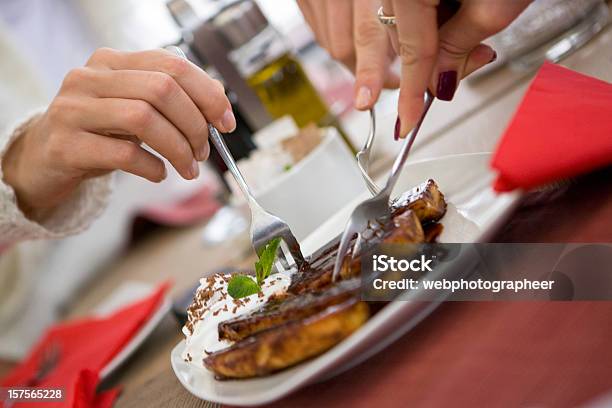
(114, 142, 140, 165)
(150, 73, 179, 101)
(173, 138, 193, 162)
(46, 97, 74, 124)
(191, 118, 208, 142)
(398, 42, 436, 67)
(61, 68, 89, 91)
(212, 79, 226, 96)
(438, 38, 469, 59)
(125, 101, 155, 130)
(163, 55, 190, 77)
(87, 47, 116, 65)
(354, 22, 384, 48)
(356, 65, 381, 81)
(467, 7, 510, 34)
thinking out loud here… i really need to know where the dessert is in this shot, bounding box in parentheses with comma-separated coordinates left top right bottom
(182, 180, 447, 379)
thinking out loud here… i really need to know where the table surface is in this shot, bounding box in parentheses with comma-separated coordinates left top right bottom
(2, 12, 612, 408)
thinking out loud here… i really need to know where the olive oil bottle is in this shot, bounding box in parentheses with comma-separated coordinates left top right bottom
(246, 53, 330, 129)
(216, 1, 355, 152)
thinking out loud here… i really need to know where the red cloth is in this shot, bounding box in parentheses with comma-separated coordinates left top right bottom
(491, 62, 612, 192)
(139, 185, 221, 227)
(1, 282, 170, 408)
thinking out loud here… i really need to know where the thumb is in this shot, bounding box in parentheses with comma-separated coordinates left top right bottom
(432, 1, 531, 100)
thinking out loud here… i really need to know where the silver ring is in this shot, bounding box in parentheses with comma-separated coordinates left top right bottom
(377, 6, 396, 26)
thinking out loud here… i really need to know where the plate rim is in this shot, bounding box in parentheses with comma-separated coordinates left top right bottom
(170, 152, 523, 405)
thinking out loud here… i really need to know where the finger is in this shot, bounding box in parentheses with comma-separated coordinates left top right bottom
(297, 0, 317, 31)
(297, 0, 324, 49)
(65, 132, 167, 183)
(325, 0, 354, 64)
(434, 0, 531, 100)
(462, 44, 497, 78)
(70, 97, 201, 180)
(62, 67, 210, 161)
(309, 0, 331, 50)
(389, 0, 439, 137)
(352, 0, 393, 110)
(87, 48, 235, 133)
(381, 0, 400, 56)
(383, 43, 400, 89)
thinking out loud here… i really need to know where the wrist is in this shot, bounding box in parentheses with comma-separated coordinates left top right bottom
(2, 117, 54, 220)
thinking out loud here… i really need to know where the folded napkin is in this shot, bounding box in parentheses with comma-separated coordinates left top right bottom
(491, 62, 612, 192)
(138, 185, 221, 227)
(1, 282, 170, 408)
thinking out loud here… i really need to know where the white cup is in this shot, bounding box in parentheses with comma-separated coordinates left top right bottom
(254, 127, 366, 240)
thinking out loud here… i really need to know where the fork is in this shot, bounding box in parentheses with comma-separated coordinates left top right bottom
(207, 125, 305, 267)
(356, 108, 381, 195)
(332, 91, 435, 281)
(165, 46, 305, 268)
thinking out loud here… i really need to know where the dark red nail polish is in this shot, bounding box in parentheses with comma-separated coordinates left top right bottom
(437, 71, 458, 101)
(489, 51, 498, 63)
(394, 116, 401, 140)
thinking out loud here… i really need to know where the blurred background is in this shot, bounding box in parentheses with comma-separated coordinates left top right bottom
(1, 0, 611, 359)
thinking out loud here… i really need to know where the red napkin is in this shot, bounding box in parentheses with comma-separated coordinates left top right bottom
(1, 282, 170, 408)
(138, 185, 221, 227)
(491, 62, 612, 192)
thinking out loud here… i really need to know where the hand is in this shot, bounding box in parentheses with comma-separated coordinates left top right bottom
(297, 0, 400, 110)
(381, 0, 532, 137)
(1, 48, 235, 218)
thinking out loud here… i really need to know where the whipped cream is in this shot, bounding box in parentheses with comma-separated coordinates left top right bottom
(182, 272, 291, 368)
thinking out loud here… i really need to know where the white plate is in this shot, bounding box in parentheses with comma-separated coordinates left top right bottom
(171, 153, 522, 406)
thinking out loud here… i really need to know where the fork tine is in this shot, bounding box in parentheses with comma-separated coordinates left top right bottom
(332, 92, 434, 283)
(332, 223, 360, 281)
(278, 230, 305, 266)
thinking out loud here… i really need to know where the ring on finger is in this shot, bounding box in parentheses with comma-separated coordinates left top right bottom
(377, 6, 396, 26)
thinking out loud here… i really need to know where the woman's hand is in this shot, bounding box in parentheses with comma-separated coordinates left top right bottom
(380, 0, 532, 136)
(296, 0, 400, 110)
(298, 0, 532, 137)
(2, 48, 235, 218)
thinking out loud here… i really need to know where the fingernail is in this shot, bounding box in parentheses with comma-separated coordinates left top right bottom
(221, 109, 236, 133)
(197, 144, 208, 161)
(436, 70, 458, 101)
(190, 159, 200, 179)
(489, 50, 498, 63)
(394, 116, 401, 141)
(355, 86, 372, 110)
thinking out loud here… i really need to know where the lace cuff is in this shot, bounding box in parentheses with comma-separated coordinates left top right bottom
(0, 112, 112, 245)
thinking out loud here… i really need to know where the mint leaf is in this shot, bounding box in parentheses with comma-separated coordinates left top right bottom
(255, 237, 282, 286)
(227, 275, 260, 299)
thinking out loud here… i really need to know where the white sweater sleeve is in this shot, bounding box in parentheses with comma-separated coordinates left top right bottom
(0, 112, 113, 245)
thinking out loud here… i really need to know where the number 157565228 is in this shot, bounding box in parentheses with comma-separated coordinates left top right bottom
(1, 387, 64, 402)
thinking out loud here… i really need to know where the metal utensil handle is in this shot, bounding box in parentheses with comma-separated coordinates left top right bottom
(362, 108, 376, 169)
(381, 92, 435, 197)
(208, 124, 257, 206)
(166, 45, 262, 212)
